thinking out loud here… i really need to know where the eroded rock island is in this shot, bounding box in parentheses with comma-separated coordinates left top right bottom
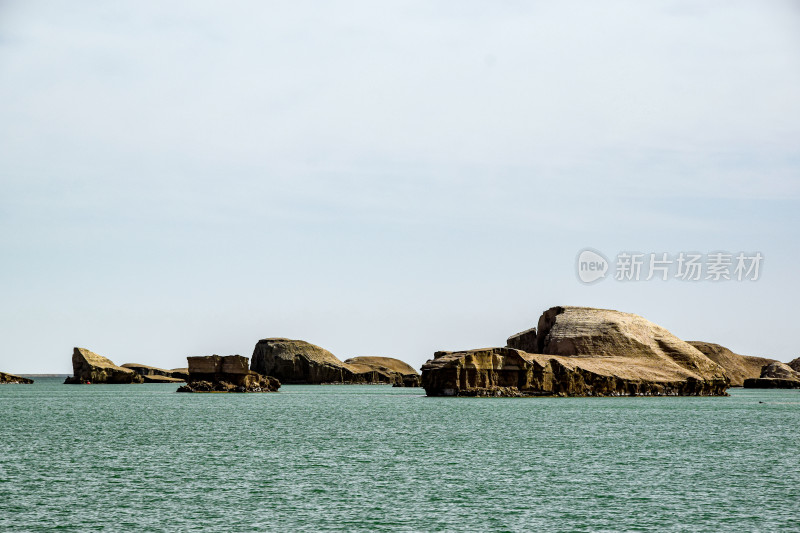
(251, 338, 420, 386)
(177, 355, 280, 393)
(64, 348, 144, 384)
(0, 372, 33, 384)
(421, 306, 730, 397)
(743, 361, 800, 389)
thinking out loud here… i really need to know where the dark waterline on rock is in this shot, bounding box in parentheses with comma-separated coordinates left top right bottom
(1, 378, 798, 532)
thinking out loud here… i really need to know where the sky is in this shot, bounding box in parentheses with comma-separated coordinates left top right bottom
(1, 1, 799, 374)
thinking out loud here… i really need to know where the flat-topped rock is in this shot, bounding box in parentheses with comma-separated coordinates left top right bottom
(421, 306, 729, 397)
(64, 348, 143, 384)
(178, 355, 280, 393)
(251, 338, 419, 385)
(743, 378, 800, 389)
(506, 327, 538, 353)
(0, 372, 33, 384)
(687, 342, 776, 387)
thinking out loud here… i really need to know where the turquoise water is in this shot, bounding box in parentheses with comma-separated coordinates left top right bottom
(1, 379, 798, 532)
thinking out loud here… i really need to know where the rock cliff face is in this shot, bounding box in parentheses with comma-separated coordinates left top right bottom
(177, 355, 280, 393)
(64, 348, 144, 384)
(251, 338, 420, 385)
(0, 372, 33, 384)
(421, 306, 730, 397)
(788, 358, 800, 373)
(121, 364, 187, 383)
(687, 342, 776, 387)
(743, 361, 800, 389)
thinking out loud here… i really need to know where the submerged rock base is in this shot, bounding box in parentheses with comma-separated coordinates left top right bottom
(422, 348, 728, 397)
(742, 378, 800, 389)
(177, 355, 280, 393)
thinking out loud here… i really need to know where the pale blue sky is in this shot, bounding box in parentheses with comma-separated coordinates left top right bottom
(1, 1, 798, 373)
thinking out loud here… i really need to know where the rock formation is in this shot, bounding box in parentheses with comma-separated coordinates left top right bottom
(421, 306, 730, 397)
(687, 342, 776, 387)
(177, 355, 280, 393)
(64, 348, 144, 384)
(170, 368, 189, 381)
(743, 361, 800, 389)
(788, 358, 800, 373)
(121, 364, 187, 383)
(251, 338, 420, 385)
(0, 372, 33, 384)
(343, 356, 421, 387)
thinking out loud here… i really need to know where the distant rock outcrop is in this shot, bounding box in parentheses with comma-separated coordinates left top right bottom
(64, 348, 144, 384)
(121, 364, 187, 383)
(788, 358, 800, 373)
(0, 372, 33, 384)
(687, 342, 776, 387)
(251, 338, 420, 385)
(743, 361, 800, 389)
(170, 368, 189, 381)
(177, 355, 280, 393)
(421, 306, 730, 397)
(344, 356, 421, 387)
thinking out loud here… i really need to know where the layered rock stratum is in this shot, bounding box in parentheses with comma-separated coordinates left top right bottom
(251, 338, 420, 386)
(121, 364, 186, 383)
(0, 372, 33, 384)
(64, 348, 144, 384)
(421, 306, 730, 397)
(743, 361, 800, 389)
(177, 355, 280, 393)
(686, 342, 776, 387)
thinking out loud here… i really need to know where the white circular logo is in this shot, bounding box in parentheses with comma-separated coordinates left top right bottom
(576, 248, 609, 284)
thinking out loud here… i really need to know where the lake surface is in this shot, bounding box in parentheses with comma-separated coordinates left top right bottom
(1, 378, 798, 532)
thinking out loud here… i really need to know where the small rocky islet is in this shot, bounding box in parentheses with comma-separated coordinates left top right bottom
(61, 337, 422, 392)
(743, 361, 800, 389)
(0, 371, 33, 384)
(177, 355, 280, 393)
(52, 306, 798, 396)
(251, 338, 421, 387)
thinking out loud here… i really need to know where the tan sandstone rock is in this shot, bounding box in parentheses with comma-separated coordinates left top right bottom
(64, 348, 143, 384)
(122, 363, 187, 382)
(686, 342, 776, 387)
(0, 372, 33, 384)
(743, 361, 800, 389)
(178, 355, 280, 393)
(251, 338, 419, 385)
(343, 356, 421, 387)
(421, 306, 730, 397)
